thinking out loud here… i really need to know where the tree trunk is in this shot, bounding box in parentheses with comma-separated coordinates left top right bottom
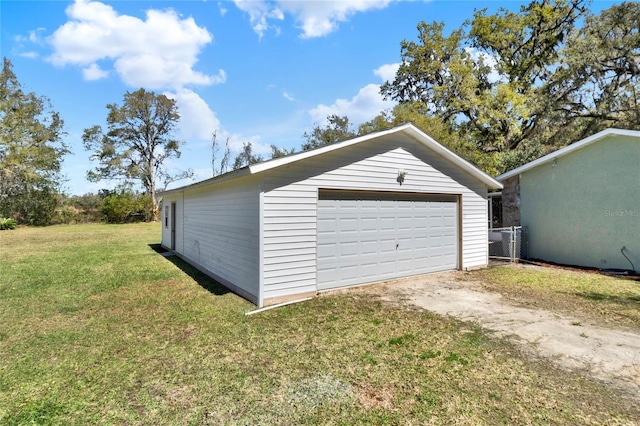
(150, 160, 159, 221)
(151, 187, 158, 221)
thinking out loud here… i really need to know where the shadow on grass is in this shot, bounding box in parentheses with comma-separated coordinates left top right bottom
(148, 244, 230, 296)
(576, 291, 640, 305)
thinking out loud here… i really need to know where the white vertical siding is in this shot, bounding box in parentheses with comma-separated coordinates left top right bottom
(180, 176, 261, 304)
(261, 134, 488, 302)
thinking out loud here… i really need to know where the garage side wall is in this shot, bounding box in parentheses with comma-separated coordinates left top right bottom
(180, 176, 261, 304)
(261, 135, 488, 303)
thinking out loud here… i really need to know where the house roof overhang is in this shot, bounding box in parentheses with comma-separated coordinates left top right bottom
(496, 128, 640, 182)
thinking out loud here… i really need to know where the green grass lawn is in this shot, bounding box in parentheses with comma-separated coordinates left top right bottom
(1, 223, 638, 425)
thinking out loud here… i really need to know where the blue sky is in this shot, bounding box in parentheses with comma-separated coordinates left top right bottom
(0, 0, 616, 194)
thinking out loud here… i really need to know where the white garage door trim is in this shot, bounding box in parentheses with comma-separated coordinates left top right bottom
(317, 189, 459, 291)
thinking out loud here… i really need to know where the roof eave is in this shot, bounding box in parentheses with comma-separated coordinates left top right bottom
(496, 128, 640, 181)
(157, 166, 253, 197)
(401, 125, 503, 190)
(160, 123, 504, 195)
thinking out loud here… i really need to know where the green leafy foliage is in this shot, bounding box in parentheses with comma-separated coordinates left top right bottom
(99, 187, 153, 224)
(381, 0, 640, 172)
(302, 115, 357, 151)
(61, 193, 103, 223)
(0, 58, 68, 225)
(270, 144, 296, 159)
(232, 141, 263, 169)
(0, 217, 17, 230)
(83, 89, 193, 219)
(359, 102, 501, 175)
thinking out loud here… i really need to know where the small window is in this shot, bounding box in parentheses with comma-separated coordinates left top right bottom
(165, 206, 169, 228)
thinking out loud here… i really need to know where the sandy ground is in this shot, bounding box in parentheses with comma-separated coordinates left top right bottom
(361, 271, 640, 401)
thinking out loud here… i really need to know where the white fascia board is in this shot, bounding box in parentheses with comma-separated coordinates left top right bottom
(247, 125, 409, 174)
(157, 167, 252, 197)
(160, 123, 504, 195)
(496, 128, 640, 181)
(158, 128, 400, 197)
(250, 123, 503, 189)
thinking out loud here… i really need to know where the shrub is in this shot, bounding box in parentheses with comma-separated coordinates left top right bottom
(100, 191, 153, 224)
(0, 187, 59, 226)
(0, 217, 17, 230)
(62, 193, 103, 223)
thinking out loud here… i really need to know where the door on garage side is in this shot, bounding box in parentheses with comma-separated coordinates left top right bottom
(317, 190, 458, 291)
(170, 202, 176, 251)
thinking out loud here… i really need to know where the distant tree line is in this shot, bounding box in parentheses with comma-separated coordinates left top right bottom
(2, 0, 639, 226)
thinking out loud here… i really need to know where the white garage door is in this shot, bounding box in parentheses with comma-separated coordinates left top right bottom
(317, 190, 458, 290)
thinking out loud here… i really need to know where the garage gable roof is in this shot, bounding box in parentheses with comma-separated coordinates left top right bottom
(497, 128, 640, 181)
(161, 123, 502, 195)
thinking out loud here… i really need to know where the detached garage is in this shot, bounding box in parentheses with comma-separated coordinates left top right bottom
(160, 124, 502, 307)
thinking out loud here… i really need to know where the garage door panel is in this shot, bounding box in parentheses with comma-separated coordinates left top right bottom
(361, 218, 378, 232)
(361, 263, 381, 279)
(379, 218, 396, 230)
(317, 190, 458, 291)
(360, 241, 378, 255)
(317, 247, 337, 260)
(397, 218, 414, 230)
(379, 260, 396, 274)
(317, 218, 337, 233)
(414, 236, 428, 248)
(339, 240, 357, 250)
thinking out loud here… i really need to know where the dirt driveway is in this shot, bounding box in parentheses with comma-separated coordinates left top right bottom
(360, 270, 640, 401)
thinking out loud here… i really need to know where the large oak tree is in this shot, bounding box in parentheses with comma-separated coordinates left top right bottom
(83, 89, 192, 220)
(381, 0, 640, 172)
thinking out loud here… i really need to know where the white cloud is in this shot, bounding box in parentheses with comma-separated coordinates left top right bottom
(283, 91, 295, 101)
(48, 0, 219, 89)
(233, 0, 284, 39)
(13, 28, 46, 58)
(18, 51, 39, 59)
(163, 89, 271, 155)
(15, 28, 46, 44)
(309, 62, 401, 126)
(233, 0, 395, 38)
(229, 133, 271, 155)
(28, 28, 47, 44)
(82, 63, 108, 80)
(374, 62, 400, 83)
(309, 83, 395, 126)
(164, 88, 221, 141)
(283, 1, 393, 39)
(218, 2, 228, 16)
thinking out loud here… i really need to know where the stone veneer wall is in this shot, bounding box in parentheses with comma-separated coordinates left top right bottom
(501, 175, 520, 226)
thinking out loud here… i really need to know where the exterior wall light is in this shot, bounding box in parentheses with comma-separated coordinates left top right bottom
(397, 169, 407, 185)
